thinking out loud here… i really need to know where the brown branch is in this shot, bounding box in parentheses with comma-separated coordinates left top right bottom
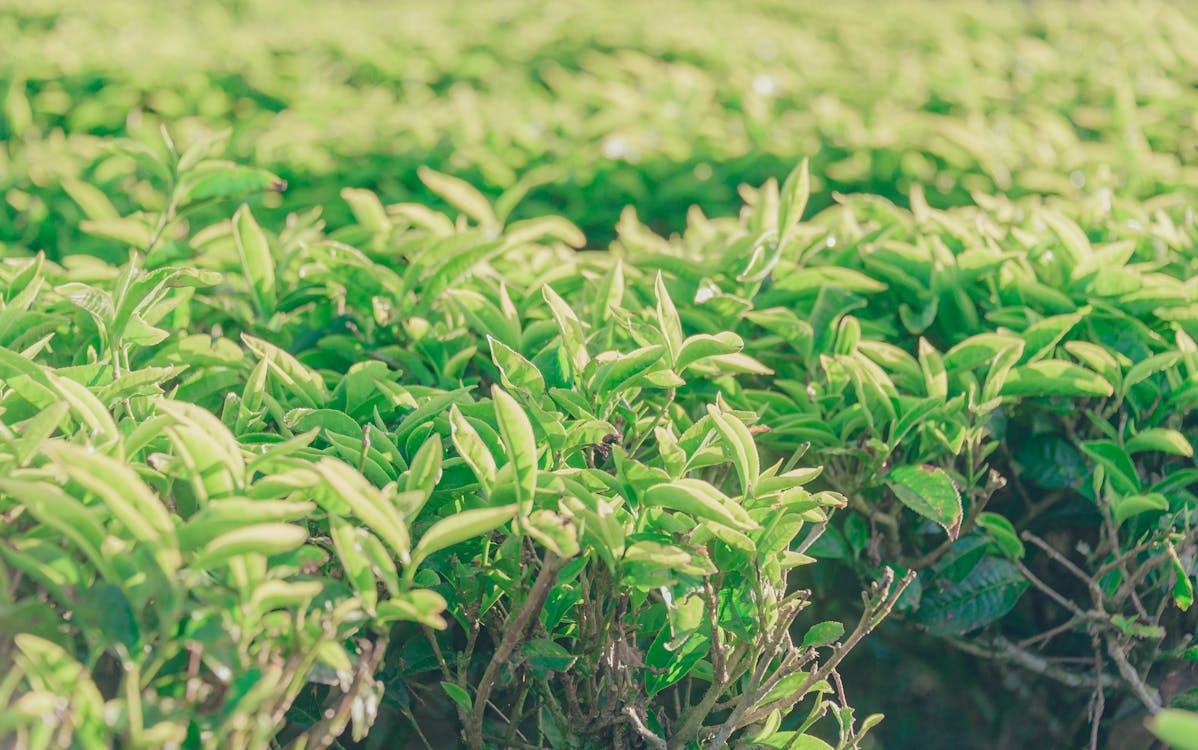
(1096, 494, 1151, 620)
(467, 550, 563, 749)
(666, 645, 748, 750)
(286, 637, 387, 750)
(1088, 633, 1105, 750)
(1104, 634, 1162, 712)
(730, 567, 914, 734)
(1017, 613, 1088, 649)
(1015, 560, 1094, 621)
(1021, 531, 1105, 608)
(945, 636, 1111, 690)
(624, 706, 668, 750)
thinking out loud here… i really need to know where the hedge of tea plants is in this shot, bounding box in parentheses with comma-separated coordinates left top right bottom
(1, 1, 1197, 749)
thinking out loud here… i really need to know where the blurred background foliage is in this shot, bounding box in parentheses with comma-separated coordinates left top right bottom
(4, 0, 1198, 258)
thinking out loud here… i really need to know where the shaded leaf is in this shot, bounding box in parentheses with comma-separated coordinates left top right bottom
(886, 465, 963, 539)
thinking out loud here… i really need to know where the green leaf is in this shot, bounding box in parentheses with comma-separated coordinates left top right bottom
(122, 313, 169, 346)
(11, 402, 69, 465)
(1110, 614, 1165, 640)
(194, 523, 308, 568)
(641, 479, 757, 532)
(176, 128, 232, 175)
(526, 509, 580, 558)
(591, 345, 666, 394)
(341, 187, 392, 235)
(1167, 543, 1194, 612)
(232, 204, 277, 317)
(705, 404, 760, 496)
(522, 639, 577, 673)
(1123, 351, 1182, 394)
(505, 216, 586, 247)
(886, 465, 963, 539)
(78, 218, 153, 248)
(595, 260, 625, 324)
(314, 459, 411, 564)
(421, 239, 505, 300)
(915, 557, 1028, 635)
(45, 372, 121, 448)
(1081, 440, 1141, 495)
(738, 233, 784, 284)
(917, 338, 947, 399)
(404, 433, 444, 497)
(242, 334, 329, 407)
(689, 352, 773, 376)
(359, 529, 400, 597)
(1001, 360, 1113, 398)
(43, 442, 176, 553)
(943, 333, 1024, 372)
(800, 621, 844, 648)
(542, 285, 590, 374)
(1112, 493, 1169, 526)
(418, 166, 496, 226)
(62, 179, 119, 221)
(1126, 428, 1193, 458)
(675, 332, 743, 374)
(75, 583, 139, 651)
(644, 621, 710, 695)
(176, 498, 316, 550)
(0, 479, 117, 582)
(654, 273, 684, 361)
(1038, 208, 1091, 267)
(393, 387, 473, 445)
(1150, 709, 1198, 750)
(3, 78, 32, 137)
(410, 504, 518, 570)
(1020, 310, 1085, 362)
(449, 405, 498, 493)
(251, 580, 325, 616)
(489, 335, 545, 393)
(492, 387, 538, 513)
(777, 158, 811, 238)
(976, 512, 1024, 559)
(1063, 341, 1122, 386)
(440, 682, 473, 712)
(329, 514, 379, 611)
(784, 736, 836, 750)
(375, 589, 448, 629)
(158, 399, 246, 501)
(178, 162, 286, 205)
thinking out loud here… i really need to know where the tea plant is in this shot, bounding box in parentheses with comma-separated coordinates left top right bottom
(2, 2, 1198, 748)
(617, 169, 1198, 745)
(0, 141, 906, 749)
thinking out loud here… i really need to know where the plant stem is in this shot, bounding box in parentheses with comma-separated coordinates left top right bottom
(467, 550, 563, 749)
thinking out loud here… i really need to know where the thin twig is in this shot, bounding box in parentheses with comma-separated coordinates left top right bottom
(1088, 632, 1105, 750)
(1018, 613, 1088, 650)
(624, 706, 668, 750)
(482, 734, 546, 750)
(945, 636, 1111, 690)
(1104, 634, 1162, 712)
(1022, 531, 1106, 607)
(287, 638, 387, 750)
(731, 568, 914, 733)
(1097, 496, 1151, 620)
(1015, 560, 1093, 621)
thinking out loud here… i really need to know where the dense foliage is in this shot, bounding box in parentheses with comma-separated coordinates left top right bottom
(2, 1, 1197, 748)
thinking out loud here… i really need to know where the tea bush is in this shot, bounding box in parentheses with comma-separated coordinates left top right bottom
(0, 140, 907, 749)
(1, 1, 1197, 749)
